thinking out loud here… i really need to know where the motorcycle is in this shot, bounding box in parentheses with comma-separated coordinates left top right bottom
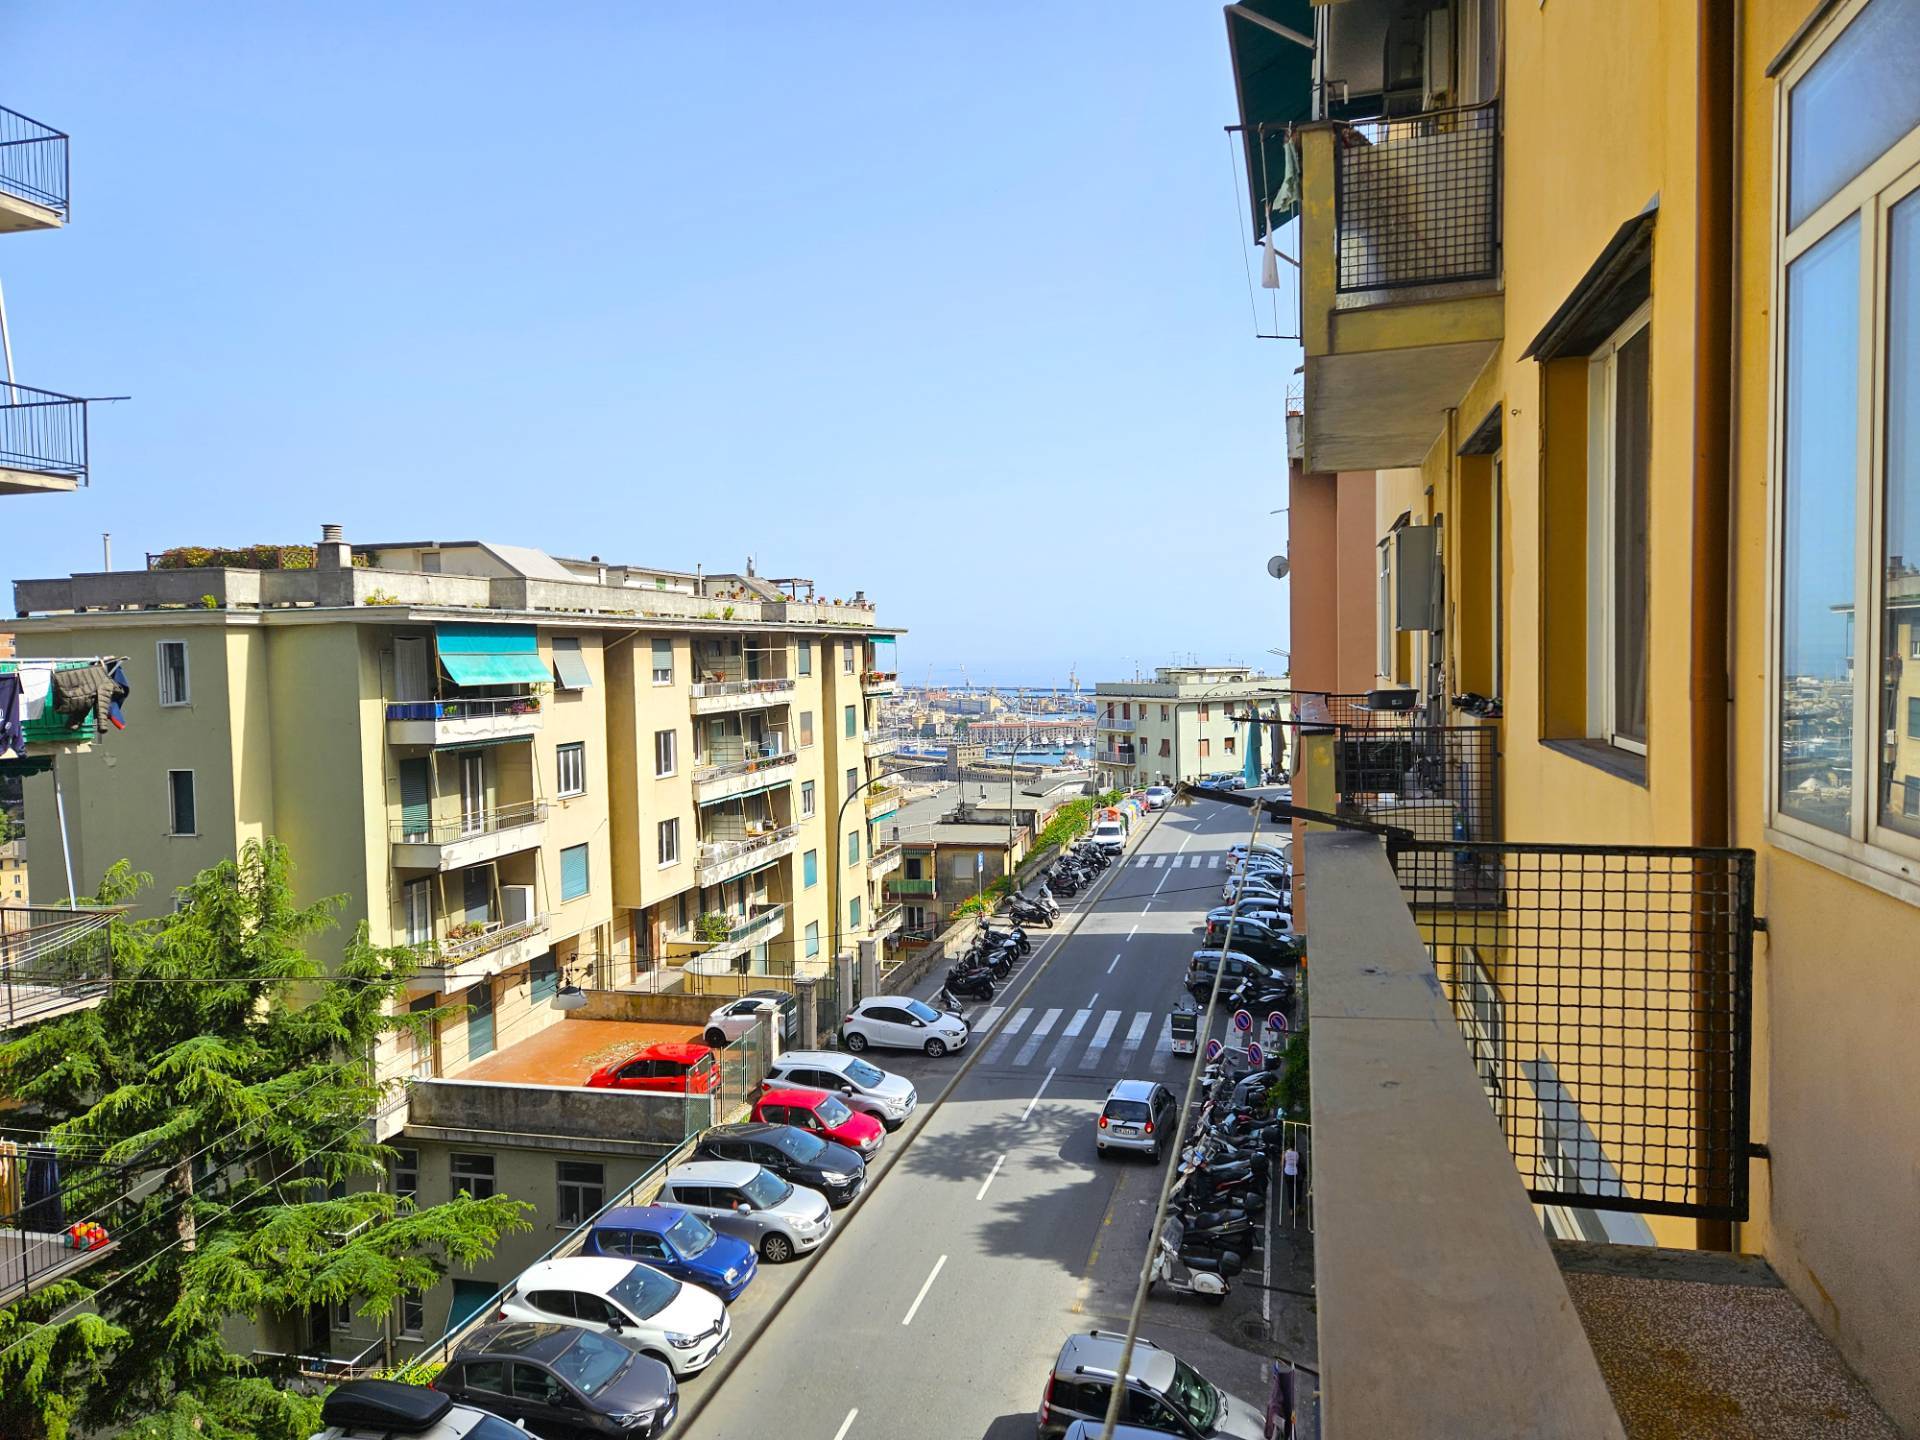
(1005, 894, 1054, 927)
(1147, 1217, 1239, 1303)
(943, 963, 996, 1001)
(978, 924, 1030, 957)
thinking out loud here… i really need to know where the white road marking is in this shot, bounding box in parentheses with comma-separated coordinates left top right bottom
(976, 1006, 1007, 1033)
(1015, 1008, 1062, 1066)
(979, 1009, 1032, 1064)
(975, 1154, 1006, 1202)
(1210, 854, 1223, 868)
(1107, 953, 1120, 974)
(1126, 924, 1138, 941)
(1117, 1011, 1151, 1066)
(1021, 1067, 1056, 1122)
(1078, 1010, 1122, 1070)
(833, 1410, 858, 1440)
(901, 1254, 947, 1326)
(1179, 833, 1192, 852)
(1143, 903, 1152, 912)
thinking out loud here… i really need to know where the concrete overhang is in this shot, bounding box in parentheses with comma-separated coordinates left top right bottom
(1303, 337, 1498, 472)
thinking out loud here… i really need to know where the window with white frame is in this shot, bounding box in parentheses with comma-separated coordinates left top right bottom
(658, 817, 679, 867)
(157, 640, 190, 706)
(1376, 542, 1393, 679)
(1773, 0, 1920, 865)
(801, 779, 816, 817)
(167, 770, 197, 836)
(557, 741, 586, 798)
(843, 642, 855, 673)
(1587, 304, 1652, 753)
(654, 728, 677, 778)
(651, 638, 674, 686)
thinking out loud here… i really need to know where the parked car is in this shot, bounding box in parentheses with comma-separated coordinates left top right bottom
(1097, 1080, 1177, 1162)
(584, 1203, 758, 1302)
(696, 1121, 866, 1208)
(1089, 817, 1128, 854)
(437, 1321, 678, 1438)
(752, 1086, 884, 1160)
(1143, 786, 1174, 810)
(1222, 873, 1289, 904)
(1063, 1425, 1170, 1440)
(841, 996, 970, 1057)
(1039, 1331, 1265, 1438)
(1186, 950, 1296, 1004)
(654, 1160, 832, 1263)
(585, 1042, 717, 1095)
(764, 1050, 917, 1130)
(314, 1381, 525, 1440)
(1228, 842, 1287, 865)
(1199, 772, 1246, 791)
(1207, 893, 1288, 922)
(1202, 913, 1303, 965)
(701, 989, 798, 1048)
(498, 1256, 729, 1378)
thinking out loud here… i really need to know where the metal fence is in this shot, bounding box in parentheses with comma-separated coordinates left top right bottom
(0, 104, 69, 217)
(1, 904, 116, 1031)
(707, 1017, 772, 1128)
(0, 385, 90, 483)
(1335, 100, 1500, 292)
(1332, 725, 1501, 906)
(1391, 840, 1755, 1223)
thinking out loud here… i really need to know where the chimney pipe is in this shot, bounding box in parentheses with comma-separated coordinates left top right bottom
(321, 523, 344, 543)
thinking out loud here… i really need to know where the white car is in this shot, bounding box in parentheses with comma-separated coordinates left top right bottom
(313, 1381, 527, 1440)
(499, 1256, 730, 1377)
(841, 996, 970, 1056)
(1089, 819, 1127, 854)
(702, 989, 797, 1048)
(765, 1050, 917, 1130)
(1143, 786, 1174, 810)
(1223, 877, 1290, 908)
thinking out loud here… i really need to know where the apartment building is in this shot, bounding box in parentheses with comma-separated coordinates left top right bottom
(1093, 666, 1283, 788)
(0, 102, 100, 497)
(1228, 0, 1920, 1426)
(10, 531, 900, 1109)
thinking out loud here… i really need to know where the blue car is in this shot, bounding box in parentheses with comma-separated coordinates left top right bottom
(584, 1204, 758, 1303)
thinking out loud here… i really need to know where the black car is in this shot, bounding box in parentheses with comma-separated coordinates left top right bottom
(1202, 913, 1303, 966)
(694, 1122, 867, 1208)
(438, 1321, 678, 1438)
(1186, 950, 1297, 1004)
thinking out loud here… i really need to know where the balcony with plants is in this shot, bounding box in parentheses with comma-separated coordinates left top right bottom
(689, 635, 795, 714)
(411, 856, 548, 992)
(692, 724, 796, 806)
(696, 790, 800, 887)
(390, 800, 548, 873)
(386, 688, 545, 747)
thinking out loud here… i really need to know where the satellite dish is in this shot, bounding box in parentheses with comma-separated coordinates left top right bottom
(1266, 554, 1290, 580)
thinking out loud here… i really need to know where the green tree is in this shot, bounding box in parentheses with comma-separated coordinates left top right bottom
(0, 841, 530, 1440)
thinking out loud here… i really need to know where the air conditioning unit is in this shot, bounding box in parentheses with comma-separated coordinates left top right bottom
(500, 885, 536, 926)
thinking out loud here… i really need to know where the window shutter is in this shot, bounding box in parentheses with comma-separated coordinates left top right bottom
(399, 759, 431, 838)
(561, 844, 590, 901)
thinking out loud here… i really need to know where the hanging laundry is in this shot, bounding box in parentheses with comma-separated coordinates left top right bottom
(0, 1139, 19, 1218)
(22, 1147, 63, 1232)
(0, 673, 23, 758)
(107, 661, 131, 730)
(52, 663, 118, 731)
(17, 662, 53, 721)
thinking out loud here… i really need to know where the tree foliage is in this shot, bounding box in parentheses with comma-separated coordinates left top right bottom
(0, 841, 530, 1438)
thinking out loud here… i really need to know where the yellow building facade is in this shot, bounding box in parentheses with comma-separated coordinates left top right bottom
(1231, 0, 1920, 1423)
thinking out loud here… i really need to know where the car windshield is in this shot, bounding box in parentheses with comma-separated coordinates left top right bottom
(843, 1058, 885, 1087)
(665, 1211, 715, 1258)
(610, 1262, 681, 1320)
(771, 1126, 829, 1161)
(1165, 1358, 1221, 1431)
(902, 999, 941, 1023)
(1105, 1100, 1151, 1122)
(742, 1169, 792, 1208)
(550, 1329, 633, 1396)
(816, 1095, 854, 1127)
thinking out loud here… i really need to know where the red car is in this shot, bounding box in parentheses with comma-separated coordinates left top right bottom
(585, 1041, 718, 1094)
(753, 1086, 884, 1158)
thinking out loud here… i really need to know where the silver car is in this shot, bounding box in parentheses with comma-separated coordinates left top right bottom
(1097, 1079, 1177, 1161)
(764, 1050, 918, 1130)
(1040, 1331, 1265, 1438)
(654, 1160, 832, 1265)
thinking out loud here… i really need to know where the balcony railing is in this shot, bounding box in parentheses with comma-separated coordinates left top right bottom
(386, 694, 542, 723)
(689, 676, 795, 701)
(866, 726, 908, 755)
(668, 903, 789, 973)
(0, 385, 89, 485)
(1100, 717, 1137, 733)
(868, 840, 902, 874)
(1096, 746, 1136, 766)
(697, 824, 802, 883)
(390, 801, 547, 846)
(870, 902, 903, 936)
(864, 786, 902, 818)
(1336, 100, 1500, 293)
(0, 106, 69, 218)
(1326, 722, 1500, 900)
(888, 876, 937, 897)
(437, 912, 548, 962)
(693, 741, 795, 786)
(1, 903, 118, 1031)
(861, 670, 898, 694)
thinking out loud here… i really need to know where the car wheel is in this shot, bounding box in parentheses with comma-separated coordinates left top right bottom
(924, 1038, 948, 1058)
(845, 1031, 869, 1053)
(761, 1232, 794, 1263)
(704, 1028, 727, 1048)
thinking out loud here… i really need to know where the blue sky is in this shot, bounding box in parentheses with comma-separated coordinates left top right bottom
(0, 3, 1298, 688)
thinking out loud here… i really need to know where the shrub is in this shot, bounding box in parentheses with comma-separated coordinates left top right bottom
(151, 543, 372, 571)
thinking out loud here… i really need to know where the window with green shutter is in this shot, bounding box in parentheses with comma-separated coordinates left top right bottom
(532, 952, 558, 1003)
(848, 831, 860, 865)
(399, 758, 431, 841)
(803, 850, 818, 888)
(560, 843, 590, 901)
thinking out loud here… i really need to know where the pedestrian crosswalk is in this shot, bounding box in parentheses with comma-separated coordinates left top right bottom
(972, 1004, 1183, 1075)
(1130, 853, 1223, 869)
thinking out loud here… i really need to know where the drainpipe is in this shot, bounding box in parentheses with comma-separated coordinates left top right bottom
(1691, 0, 1736, 1253)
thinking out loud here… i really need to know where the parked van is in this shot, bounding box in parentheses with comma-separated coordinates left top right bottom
(1089, 807, 1130, 855)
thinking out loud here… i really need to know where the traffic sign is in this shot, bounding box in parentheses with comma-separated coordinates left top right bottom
(976, 851, 985, 873)
(1233, 1009, 1253, 1033)
(1204, 1038, 1224, 1061)
(1247, 1041, 1265, 1067)
(1267, 1011, 1288, 1035)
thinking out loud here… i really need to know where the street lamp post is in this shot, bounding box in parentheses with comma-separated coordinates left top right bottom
(831, 760, 945, 981)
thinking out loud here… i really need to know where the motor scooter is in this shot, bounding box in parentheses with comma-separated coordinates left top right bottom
(943, 963, 995, 1001)
(1147, 1217, 1239, 1303)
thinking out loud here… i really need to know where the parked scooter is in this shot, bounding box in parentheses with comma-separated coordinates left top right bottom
(1147, 1217, 1240, 1303)
(977, 923, 1030, 957)
(943, 962, 996, 1001)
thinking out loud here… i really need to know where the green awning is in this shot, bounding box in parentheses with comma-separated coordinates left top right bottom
(1225, 1, 1315, 237)
(436, 623, 550, 687)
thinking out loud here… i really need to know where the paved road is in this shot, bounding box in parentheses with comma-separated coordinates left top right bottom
(682, 798, 1272, 1440)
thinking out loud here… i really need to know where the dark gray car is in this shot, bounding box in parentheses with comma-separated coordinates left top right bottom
(440, 1320, 678, 1438)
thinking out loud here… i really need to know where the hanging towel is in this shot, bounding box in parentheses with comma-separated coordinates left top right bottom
(17, 663, 53, 721)
(22, 1147, 63, 1231)
(0, 674, 23, 758)
(1261, 229, 1280, 289)
(0, 1140, 18, 1218)
(107, 662, 131, 730)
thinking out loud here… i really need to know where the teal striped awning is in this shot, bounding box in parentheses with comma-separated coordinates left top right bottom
(436, 623, 550, 687)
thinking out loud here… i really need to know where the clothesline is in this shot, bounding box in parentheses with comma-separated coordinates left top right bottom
(0, 655, 130, 761)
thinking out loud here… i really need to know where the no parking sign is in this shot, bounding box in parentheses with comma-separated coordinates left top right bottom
(1247, 1041, 1265, 1067)
(1267, 1011, 1289, 1035)
(1232, 1009, 1253, 1034)
(1204, 1038, 1224, 1061)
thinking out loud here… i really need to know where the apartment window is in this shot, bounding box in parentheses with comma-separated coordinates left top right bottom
(651, 638, 674, 686)
(801, 780, 816, 817)
(1586, 305, 1652, 753)
(1906, 776, 1920, 817)
(398, 1289, 426, 1339)
(557, 741, 586, 798)
(843, 642, 855, 674)
(1198, 739, 1210, 760)
(803, 849, 819, 888)
(1911, 697, 1920, 740)
(157, 640, 190, 706)
(1773, 0, 1920, 860)
(849, 897, 861, 929)
(390, 1146, 420, 1205)
(557, 1161, 605, 1227)
(654, 729, 677, 778)
(1160, 705, 1169, 721)
(905, 856, 923, 879)
(1159, 739, 1171, 757)
(800, 711, 815, 747)
(1199, 703, 1209, 721)
(846, 767, 858, 796)
(798, 642, 812, 676)
(551, 636, 591, 691)
(658, 818, 679, 867)
(844, 704, 857, 739)
(805, 921, 821, 958)
(531, 951, 557, 1003)
(451, 1153, 495, 1200)
(167, 770, 197, 836)
(1224, 735, 1236, 755)
(1122, 703, 1130, 720)
(1377, 540, 1395, 678)
(560, 843, 589, 901)
(848, 830, 861, 865)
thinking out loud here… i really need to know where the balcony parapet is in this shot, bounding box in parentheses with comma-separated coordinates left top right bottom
(697, 825, 801, 886)
(390, 802, 548, 871)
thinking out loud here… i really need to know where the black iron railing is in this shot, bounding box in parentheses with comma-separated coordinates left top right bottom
(0, 105, 69, 217)
(1393, 840, 1755, 1223)
(1335, 101, 1499, 292)
(1332, 723, 1500, 875)
(0, 385, 89, 483)
(1, 904, 116, 1030)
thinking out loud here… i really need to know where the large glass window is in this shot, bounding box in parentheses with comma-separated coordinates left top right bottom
(1787, 0, 1920, 227)
(1881, 190, 1920, 838)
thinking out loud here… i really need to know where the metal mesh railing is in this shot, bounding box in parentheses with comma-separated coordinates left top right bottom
(1392, 840, 1755, 1222)
(0, 105, 69, 216)
(1334, 725, 1501, 905)
(1336, 101, 1499, 292)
